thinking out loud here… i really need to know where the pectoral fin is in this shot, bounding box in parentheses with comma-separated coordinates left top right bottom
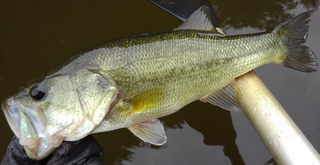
(201, 80, 243, 112)
(126, 88, 165, 114)
(128, 118, 167, 145)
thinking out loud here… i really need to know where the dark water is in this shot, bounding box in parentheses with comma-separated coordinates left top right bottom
(0, 0, 319, 164)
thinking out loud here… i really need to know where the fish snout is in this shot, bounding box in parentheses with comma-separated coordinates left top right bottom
(2, 97, 23, 139)
(2, 97, 66, 160)
(2, 97, 43, 158)
(3, 97, 39, 145)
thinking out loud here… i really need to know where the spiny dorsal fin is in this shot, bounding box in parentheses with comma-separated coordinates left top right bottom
(201, 80, 242, 112)
(175, 6, 226, 36)
(128, 118, 167, 145)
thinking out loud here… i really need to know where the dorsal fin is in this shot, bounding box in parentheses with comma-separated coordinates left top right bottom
(175, 6, 226, 36)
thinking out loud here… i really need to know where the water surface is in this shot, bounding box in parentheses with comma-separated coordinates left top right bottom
(0, 0, 319, 164)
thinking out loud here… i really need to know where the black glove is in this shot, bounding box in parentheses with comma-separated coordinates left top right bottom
(1, 135, 106, 165)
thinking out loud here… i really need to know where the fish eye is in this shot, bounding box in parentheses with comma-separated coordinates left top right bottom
(29, 84, 47, 101)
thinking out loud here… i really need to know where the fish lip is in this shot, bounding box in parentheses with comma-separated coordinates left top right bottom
(2, 97, 41, 146)
(2, 97, 60, 160)
(2, 97, 21, 138)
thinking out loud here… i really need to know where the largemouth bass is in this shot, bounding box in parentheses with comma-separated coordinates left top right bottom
(1, 6, 317, 160)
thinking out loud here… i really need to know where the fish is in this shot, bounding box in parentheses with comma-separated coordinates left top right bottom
(1, 6, 317, 160)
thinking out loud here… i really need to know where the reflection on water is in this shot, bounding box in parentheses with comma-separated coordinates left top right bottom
(212, 0, 318, 31)
(0, 0, 319, 164)
(301, 0, 320, 9)
(93, 130, 147, 164)
(181, 102, 245, 165)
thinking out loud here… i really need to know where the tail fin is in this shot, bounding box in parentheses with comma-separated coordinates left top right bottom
(274, 10, 317, 72)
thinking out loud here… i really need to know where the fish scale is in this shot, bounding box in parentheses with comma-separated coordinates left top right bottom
(95, 30, 283, 131)
(104, 31, 277, 98)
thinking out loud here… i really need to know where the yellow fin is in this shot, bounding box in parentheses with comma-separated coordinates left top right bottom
(126, 88, 165, 114)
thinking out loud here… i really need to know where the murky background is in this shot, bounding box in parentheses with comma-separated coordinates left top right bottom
(0, 0, 320, 164)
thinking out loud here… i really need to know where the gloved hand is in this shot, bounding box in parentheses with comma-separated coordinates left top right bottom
(1, 135, 106, 165)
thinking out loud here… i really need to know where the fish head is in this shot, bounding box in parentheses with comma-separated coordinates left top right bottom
(2, 71, 120, 160)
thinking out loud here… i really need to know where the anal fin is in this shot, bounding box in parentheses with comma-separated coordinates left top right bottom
(202, 80, 242, 112)
(128, 118, 167, 146)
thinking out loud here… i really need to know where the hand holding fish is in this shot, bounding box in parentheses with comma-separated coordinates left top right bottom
(1, 135, 105, 165)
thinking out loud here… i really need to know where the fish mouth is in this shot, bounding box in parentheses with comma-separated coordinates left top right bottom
(1, 97, 53, 160)
(2, 97, 25, 141)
